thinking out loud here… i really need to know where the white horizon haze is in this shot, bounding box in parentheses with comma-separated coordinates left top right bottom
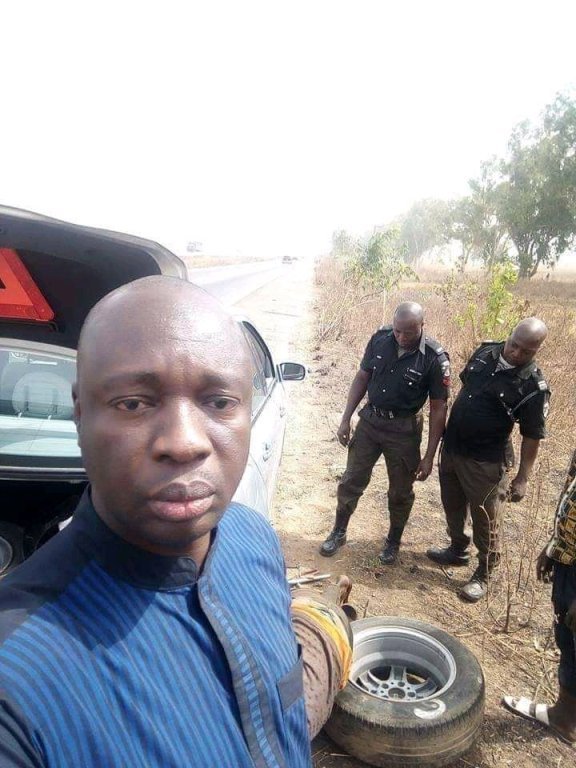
(3, 1, 576, 263)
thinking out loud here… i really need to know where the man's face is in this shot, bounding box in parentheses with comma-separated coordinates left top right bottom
(73, 301, 252, 558)
(393, 317, 423, 350)
(502, 328, 543, 368)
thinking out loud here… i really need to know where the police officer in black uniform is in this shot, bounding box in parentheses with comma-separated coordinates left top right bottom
(427, 317, 550, 602)
(320, 302, 450, 564)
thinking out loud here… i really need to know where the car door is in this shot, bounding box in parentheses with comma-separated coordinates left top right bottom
(232, 322, 286, 518)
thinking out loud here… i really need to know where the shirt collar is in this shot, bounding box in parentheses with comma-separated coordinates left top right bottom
(70, 488, 203, 591)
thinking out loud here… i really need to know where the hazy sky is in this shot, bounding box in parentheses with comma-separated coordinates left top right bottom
(3, 1, 575, 257)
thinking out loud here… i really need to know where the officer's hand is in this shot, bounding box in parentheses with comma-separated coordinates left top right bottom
(508, 476, 527, 503)
(565, 599, 576, 633)
(536, 546, 554, 583)
(337, 421, 352, 447)
(415, 456, 433, 481)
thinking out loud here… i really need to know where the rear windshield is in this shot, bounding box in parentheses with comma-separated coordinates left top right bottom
(0, 343, 80, 462)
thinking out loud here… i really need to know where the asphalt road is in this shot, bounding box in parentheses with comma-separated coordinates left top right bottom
(187, 259, 284, 306)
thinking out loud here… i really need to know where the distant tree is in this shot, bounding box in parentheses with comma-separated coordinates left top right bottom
(331, 230, 359, 260)
(449, 160, 510, 271)
(394, 199, 451, 263)
(498, 92, 576, 277)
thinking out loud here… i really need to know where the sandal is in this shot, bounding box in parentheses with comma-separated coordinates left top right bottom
(502, 695, 575, 747)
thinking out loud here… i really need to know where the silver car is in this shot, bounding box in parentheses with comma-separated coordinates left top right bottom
(0, 206, 304, 574)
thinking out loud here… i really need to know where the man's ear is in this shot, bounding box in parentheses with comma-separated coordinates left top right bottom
(72, 383, 81, 433)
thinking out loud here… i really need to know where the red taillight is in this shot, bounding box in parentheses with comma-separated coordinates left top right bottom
(0, 248, 55, 322)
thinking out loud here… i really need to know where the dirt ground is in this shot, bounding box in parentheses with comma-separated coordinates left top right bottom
(235, 262, 574, 768)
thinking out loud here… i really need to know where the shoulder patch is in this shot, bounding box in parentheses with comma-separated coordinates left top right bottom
(440, 358, 451, 386)
(529, 367, 549, 391)
(379, 324, 393, 333)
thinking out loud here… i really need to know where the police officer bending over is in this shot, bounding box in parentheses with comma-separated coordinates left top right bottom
(320, 302, 450, 564)
(427, 317, 550, 602)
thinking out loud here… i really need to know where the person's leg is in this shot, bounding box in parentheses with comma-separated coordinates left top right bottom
(455, 456, 509, 601)
(549, 565, 576, 741)
(378, 414, 422, 563)
(320, 418, 382, 556)
(503, 565, 576, 743)
(547, 687, 576, 743)
(292, 576, 354, 738)
(460, 458, 508, 571)
(427, 448, 471, 565)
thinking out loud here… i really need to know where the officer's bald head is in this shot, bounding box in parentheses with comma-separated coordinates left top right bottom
(503, 316, 548, 368)
(392, 302, 424, 351)
(393, 302, 424, 324)
(511, 317, 548, 344)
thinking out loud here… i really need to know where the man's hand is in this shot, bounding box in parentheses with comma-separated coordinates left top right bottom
(415, 456, 433, 481)
(320, 574, 353, 608)
(565, 599, 576, 633)
(337, 420, 352, 447)
(536, 546, 554, 583)
(508, 476, 528, 502)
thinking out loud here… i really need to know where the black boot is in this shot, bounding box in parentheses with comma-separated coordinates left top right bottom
(319, 527, 347, 557)
(426, 544, 470, 567)
(378, 526, 403, 565)
(460, 566, 488, 602)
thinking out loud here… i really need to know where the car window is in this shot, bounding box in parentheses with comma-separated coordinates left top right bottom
(0, 344, 80, 460)
(242, 324, 276, 418)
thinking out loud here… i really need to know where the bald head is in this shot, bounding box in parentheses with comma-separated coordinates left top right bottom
(72, 275, 254, 560)
(511, 317, 548, 344)
(392, 302, 424, 351)
(393, 302, 424, 324)
(503, 316, 548, 367)
(77, 276, 249, 381)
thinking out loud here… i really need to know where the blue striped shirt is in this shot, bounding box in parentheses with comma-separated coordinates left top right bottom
(0, 493, 311, 767)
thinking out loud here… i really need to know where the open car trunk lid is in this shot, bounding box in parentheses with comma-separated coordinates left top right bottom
(0, 205, 187, 349)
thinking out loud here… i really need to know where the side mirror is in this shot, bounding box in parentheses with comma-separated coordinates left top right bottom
(279, 362, 306, 381)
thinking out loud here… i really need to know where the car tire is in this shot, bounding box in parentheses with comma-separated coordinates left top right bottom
(0, 522, 25, 575)
(324, 616, 485, 768)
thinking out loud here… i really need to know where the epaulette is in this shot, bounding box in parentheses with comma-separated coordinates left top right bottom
(374, 325, 394, 339)
(424, 336, 447, 357)
(471, 340, 500, 358)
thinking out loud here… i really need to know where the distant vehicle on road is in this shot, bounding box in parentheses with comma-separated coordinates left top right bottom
(282, 255, 293, 263)
(0, 206, 305, 575)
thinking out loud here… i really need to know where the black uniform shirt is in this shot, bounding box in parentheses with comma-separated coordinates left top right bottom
(443, 341, 550, 463)
(360, 327, 450, 414)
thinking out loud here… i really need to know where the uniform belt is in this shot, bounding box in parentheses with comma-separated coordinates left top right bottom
(369, 404, 416, 419)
